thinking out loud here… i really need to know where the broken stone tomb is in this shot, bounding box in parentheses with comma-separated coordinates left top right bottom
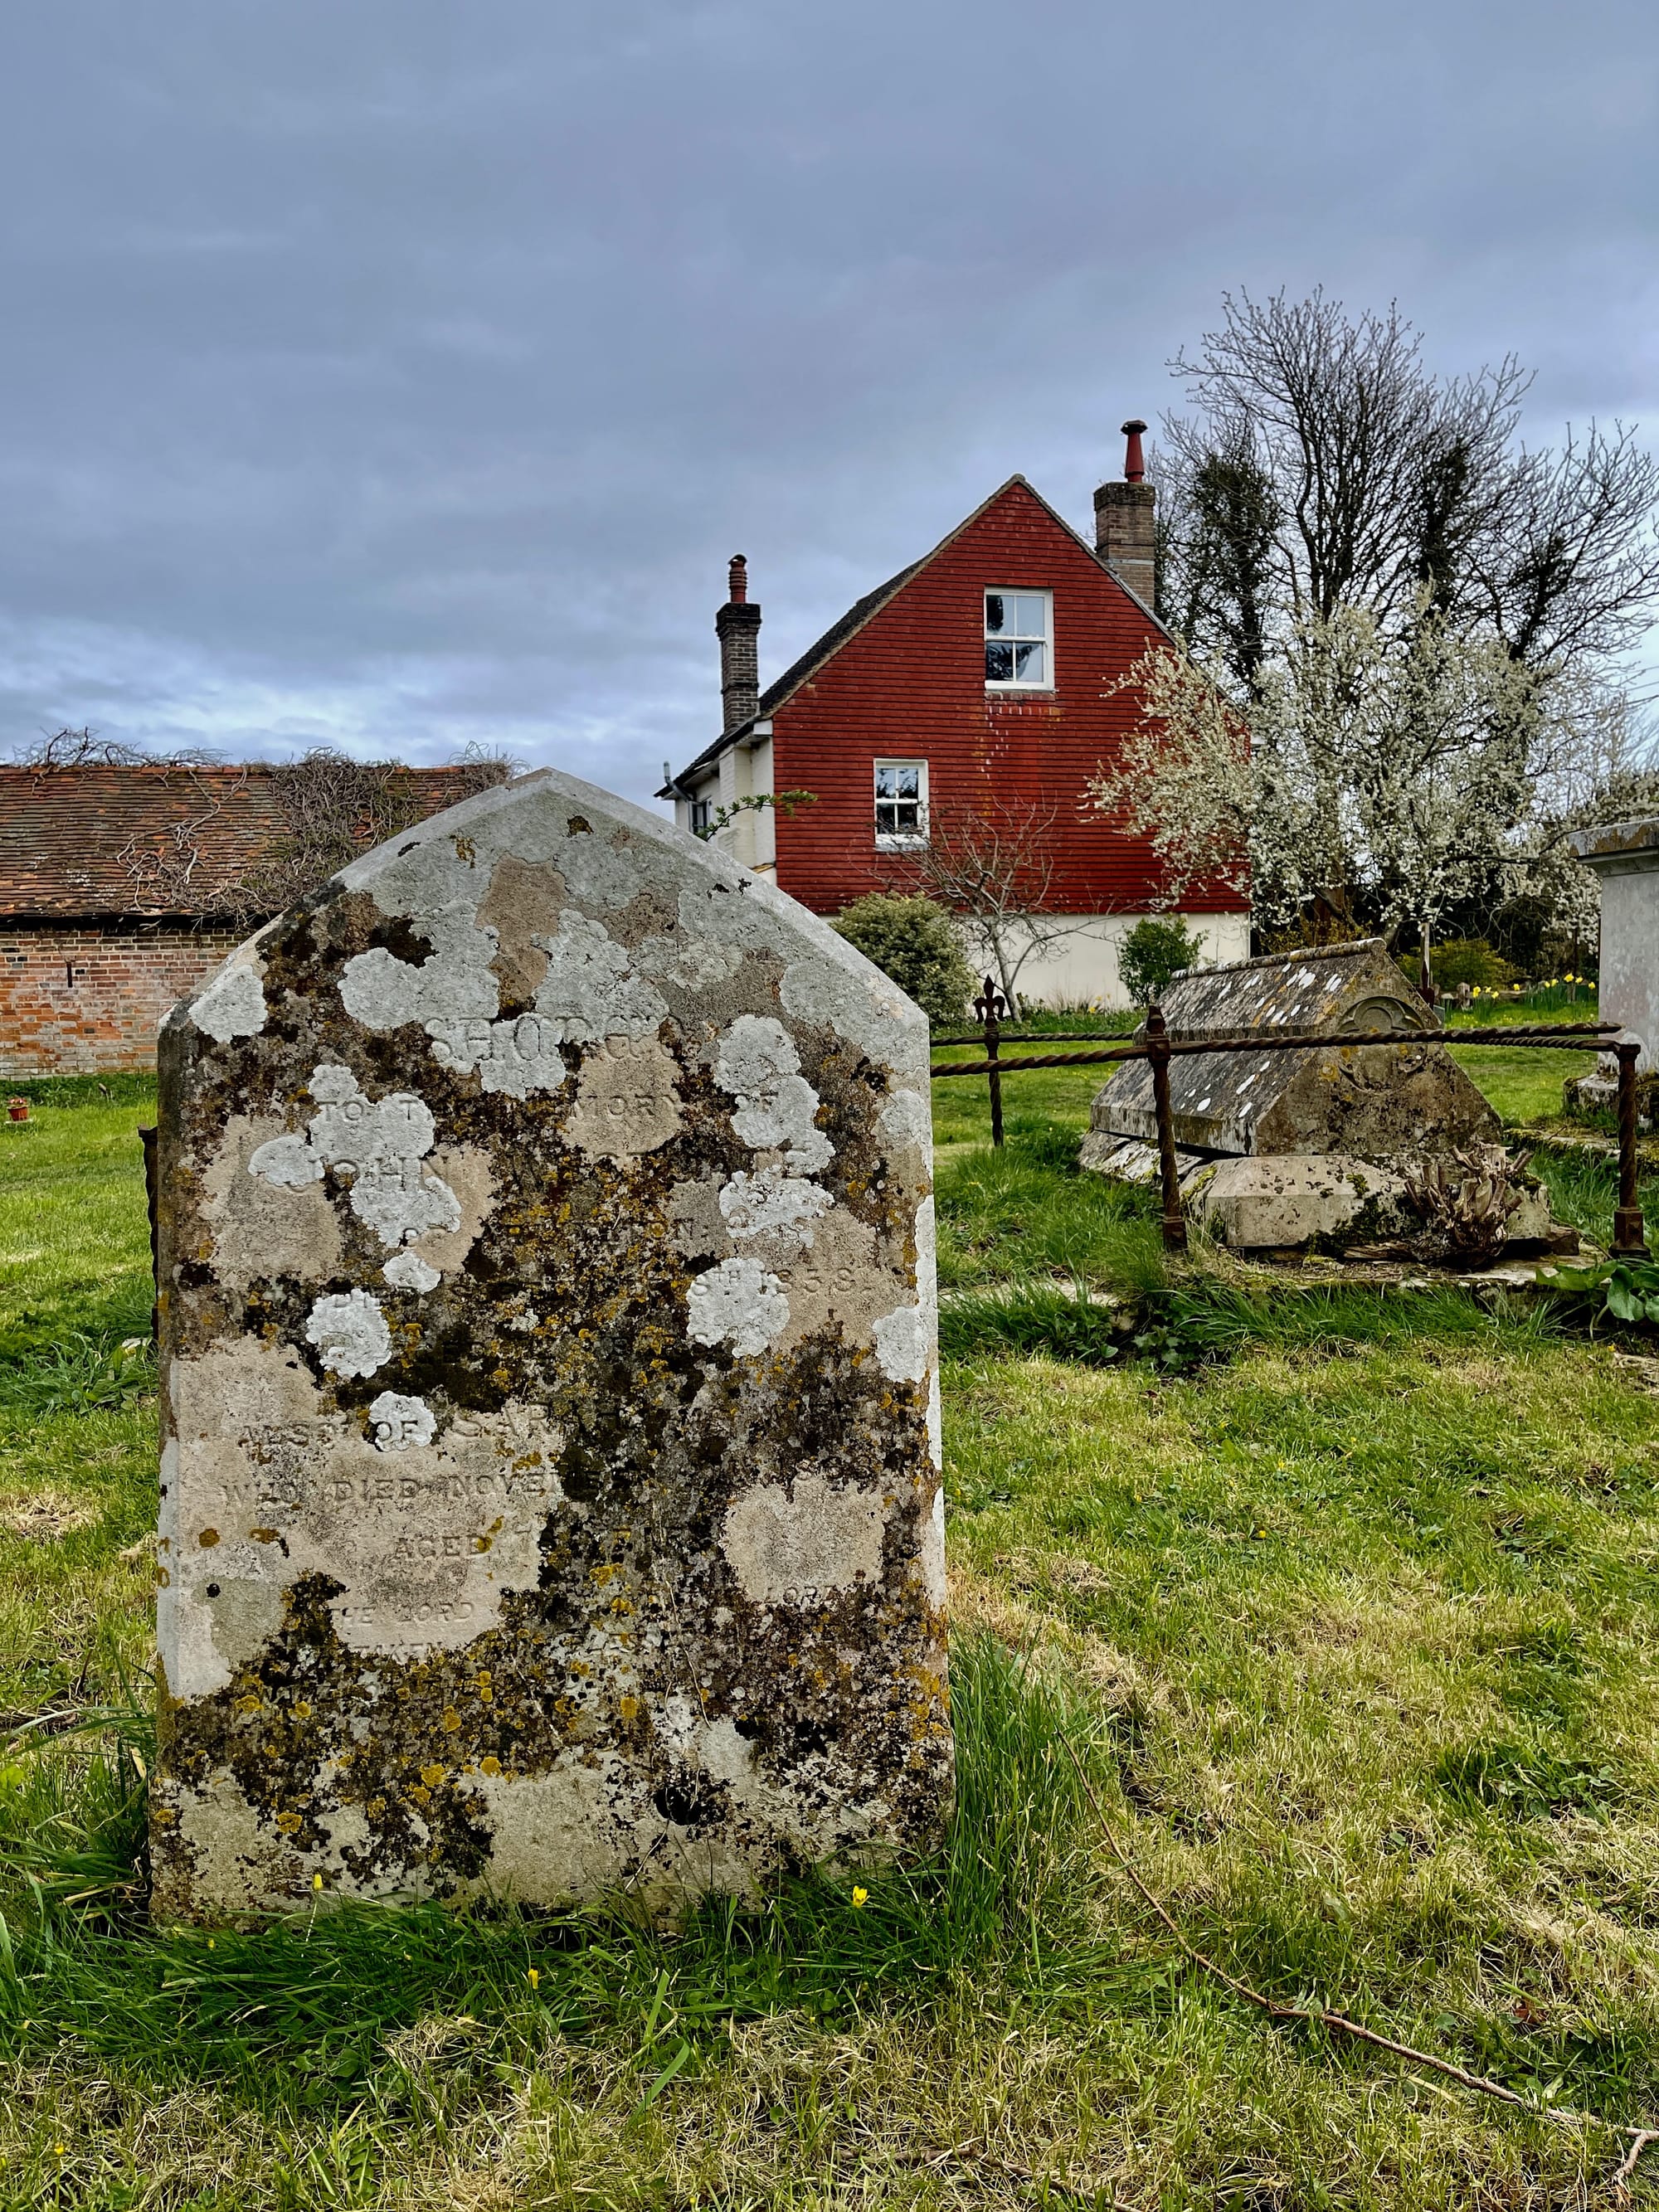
(152, 765, 950, 1920)
(1080, 937, 1557, 1252)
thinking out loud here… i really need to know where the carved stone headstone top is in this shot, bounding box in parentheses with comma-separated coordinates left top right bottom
(1082, 937, 1499, 1163)
(153, 768, 948, 1921)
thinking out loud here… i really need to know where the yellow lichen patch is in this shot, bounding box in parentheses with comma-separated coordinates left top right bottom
(197, 1529, 220, 1548)
(420, 1762, 446, 1789)
(440, 1707, 462, 1732)
(478, 1755, 502, 1777)
(275, 1811, 302, 1834)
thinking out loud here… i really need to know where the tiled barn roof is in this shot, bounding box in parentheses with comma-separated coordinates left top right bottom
(0, 762, 490, 921)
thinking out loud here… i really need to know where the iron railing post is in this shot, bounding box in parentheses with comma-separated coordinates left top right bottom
(973, 975, 1007, 1150)
(139, 1123, 159, 1335)
(1146, 1003, 1187, 1254)
(1613, 1041, 1648, 1260)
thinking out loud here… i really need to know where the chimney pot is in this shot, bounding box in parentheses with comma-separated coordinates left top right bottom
(1121, 419, 1148, 484)
(727, 554, 748, 605)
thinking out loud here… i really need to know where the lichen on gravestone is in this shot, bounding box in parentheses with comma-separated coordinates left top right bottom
(151, 767, 949, 1922)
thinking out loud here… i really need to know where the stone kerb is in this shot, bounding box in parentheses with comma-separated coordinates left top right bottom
(152, 766, 950, 1921)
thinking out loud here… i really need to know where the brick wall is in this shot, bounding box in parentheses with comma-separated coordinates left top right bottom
(0, 922, 241, 1077)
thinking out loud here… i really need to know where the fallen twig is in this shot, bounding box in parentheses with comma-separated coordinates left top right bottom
(1613, 2129, 1659, 2200)
(1062, 1736, 1657, 2189)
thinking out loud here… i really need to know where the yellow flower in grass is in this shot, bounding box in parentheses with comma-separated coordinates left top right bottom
(851, 1886, 868, 1908)
(527, 1966, 540, 1990)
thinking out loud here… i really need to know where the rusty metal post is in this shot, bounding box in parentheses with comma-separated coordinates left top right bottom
(1145, 1003, 1187, 1253)
(139, 1123, 159, 1334)
(1613, 1041, 1648, 1259)
(973, 975, 1007, 1149)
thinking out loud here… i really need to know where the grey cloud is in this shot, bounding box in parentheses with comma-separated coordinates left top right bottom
(0, 0, 1654, 791)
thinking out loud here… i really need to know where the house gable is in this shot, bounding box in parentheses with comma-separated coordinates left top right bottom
(666, 474, 1166, 795)
(757, 476, 1199, 917)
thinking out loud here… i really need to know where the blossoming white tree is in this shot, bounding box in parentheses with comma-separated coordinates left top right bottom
(1088, 600, 1652, 989)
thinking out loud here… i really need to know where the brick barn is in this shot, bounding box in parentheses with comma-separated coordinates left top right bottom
(660, 428, 1249, 1006)
(0, 761, 486, 1077)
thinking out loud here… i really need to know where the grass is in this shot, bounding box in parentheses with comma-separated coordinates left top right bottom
(1446, 1041, 1600, 1125)
(4, 1088, 1659, 2205)
(935, 1116, 1166, 1297)
(0, 1080, 157, 1360)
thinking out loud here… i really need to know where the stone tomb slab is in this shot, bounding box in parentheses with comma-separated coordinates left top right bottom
(1083, 937, 1499, 1163)
(153, 766, 949, 1921)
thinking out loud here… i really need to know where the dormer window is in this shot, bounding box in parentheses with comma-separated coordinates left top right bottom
(985, 590, 1051, 688)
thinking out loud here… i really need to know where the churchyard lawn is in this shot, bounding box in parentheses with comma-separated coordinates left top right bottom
(4, 1075, 1659, 2208)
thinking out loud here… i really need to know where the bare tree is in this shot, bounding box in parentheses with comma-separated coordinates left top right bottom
(1159, 289, 1659, 675)
(7, 726, 220, 771)
(876, 794, 1093, 1017)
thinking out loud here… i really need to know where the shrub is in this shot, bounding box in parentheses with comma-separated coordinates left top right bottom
(1116, 916, 1204, 1008)
(830, 895, 975, 1026)
(1406, 938, 1519, 993)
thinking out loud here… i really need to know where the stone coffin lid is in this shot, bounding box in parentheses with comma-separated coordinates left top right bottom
(150, 765, 951, 1923)
(1088, 937, 1498, 1159)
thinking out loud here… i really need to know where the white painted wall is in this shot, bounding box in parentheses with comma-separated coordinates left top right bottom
(674, 737, 775, 873)
(666, 769, 1248, 996)
(980, 912, 1253, 1010)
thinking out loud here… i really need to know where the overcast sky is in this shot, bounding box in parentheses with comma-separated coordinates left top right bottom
(1, 0, 1655, 806)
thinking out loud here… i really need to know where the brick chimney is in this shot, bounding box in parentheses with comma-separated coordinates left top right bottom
(716, 555, 761, 733)
(1093, 420, 1156, 610)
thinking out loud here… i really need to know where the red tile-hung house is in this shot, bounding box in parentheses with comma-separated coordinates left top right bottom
(0, 761, 492, 1076)
(660, 431, 1250, 1006)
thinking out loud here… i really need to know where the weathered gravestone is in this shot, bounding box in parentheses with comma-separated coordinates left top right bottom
(152, 767, 949, 1920)
(1081, 937, 1499, 1166)
(1564, 819, 1659, 1120)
